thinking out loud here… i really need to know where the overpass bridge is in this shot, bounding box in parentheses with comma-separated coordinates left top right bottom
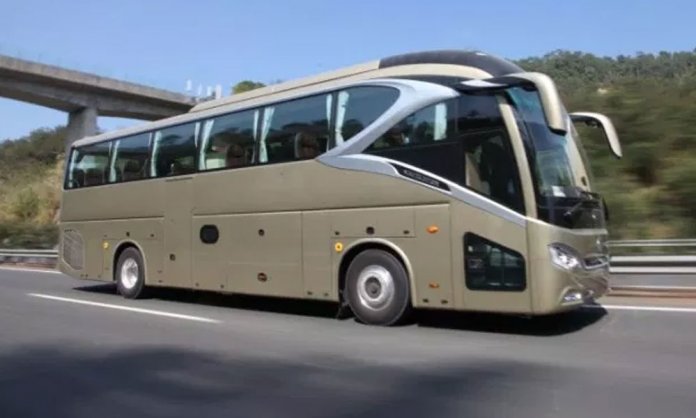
(0, 54, 195, 146)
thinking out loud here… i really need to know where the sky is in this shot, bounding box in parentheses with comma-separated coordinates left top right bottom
(2, 0, 696, 140)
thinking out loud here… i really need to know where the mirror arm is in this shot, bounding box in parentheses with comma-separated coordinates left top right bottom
(570, 112, 623, 159)
(457, 72, 567, 135)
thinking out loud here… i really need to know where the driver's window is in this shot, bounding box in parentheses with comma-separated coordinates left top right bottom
(463, 131, 523, 212)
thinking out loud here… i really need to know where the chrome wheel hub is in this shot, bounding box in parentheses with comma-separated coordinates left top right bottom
(120, 258, 139, 290)
(356, 265, 394, 311)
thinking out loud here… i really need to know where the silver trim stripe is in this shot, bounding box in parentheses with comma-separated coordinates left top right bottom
(320, 154, 526, 227)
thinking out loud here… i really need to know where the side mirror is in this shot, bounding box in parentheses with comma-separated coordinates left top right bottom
(458, 72, 567, 135)
(570, 112, 622, 159)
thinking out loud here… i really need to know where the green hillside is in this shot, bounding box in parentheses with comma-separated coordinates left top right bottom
(521, 50, 696, 238)
(0, 127, 64, 248)
(2, 49, 696, 247)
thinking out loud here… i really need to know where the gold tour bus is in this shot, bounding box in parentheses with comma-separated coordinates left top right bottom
(58, 50, 622, 326)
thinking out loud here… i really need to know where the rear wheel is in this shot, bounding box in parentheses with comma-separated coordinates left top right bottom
(116, 247, 147, 299)
(344, 249, 412, 326)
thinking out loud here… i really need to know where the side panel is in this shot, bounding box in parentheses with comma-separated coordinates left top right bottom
(226, 212, 303, 297)
(74, 222, 105, 280)
(60, 181, 164, 222)
(100, 219, 165, 286)
(301, 211, 333, 300)
(329, 204, 453, 308)
(410, 204, 453, 308)
(59, 179, 165, 282)
(59, 219, 165, 284)
(163, 177, 193, 288)
(450, 202, 531, 313)
(58, 223, 102, 280)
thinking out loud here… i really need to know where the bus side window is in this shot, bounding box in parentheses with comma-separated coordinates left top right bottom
(67, 142, 111, 188)
(152, 123, 197, 177)
(259, 94, 331, 164)
(294, 132, 325, 160)
(72, 169, 85, 188)
(110, 132, 150, 183)
(199, 110, 257, 171)
(334, 87, 400, 145)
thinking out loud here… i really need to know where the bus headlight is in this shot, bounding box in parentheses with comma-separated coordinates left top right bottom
(549, 244, 581, 271)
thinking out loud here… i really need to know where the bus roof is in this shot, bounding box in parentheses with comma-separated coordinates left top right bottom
(71, 50, 522, 149)
(189, 50, 522, 113)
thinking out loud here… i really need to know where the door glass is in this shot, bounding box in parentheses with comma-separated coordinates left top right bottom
(464, 233, 526, 291)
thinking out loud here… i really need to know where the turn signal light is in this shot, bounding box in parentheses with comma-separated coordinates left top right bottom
(427, 225, 439, 234)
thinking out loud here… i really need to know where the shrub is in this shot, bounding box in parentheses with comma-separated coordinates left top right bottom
(11, 188, 40, 221)
(0, 222, 58, 249)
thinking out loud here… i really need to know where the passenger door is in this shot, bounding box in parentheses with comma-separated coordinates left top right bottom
(455, 130, 530, 312)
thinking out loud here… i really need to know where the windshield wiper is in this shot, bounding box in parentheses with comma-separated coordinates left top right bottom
(562, 190, 597, 223)
(563, 200, 586, 222)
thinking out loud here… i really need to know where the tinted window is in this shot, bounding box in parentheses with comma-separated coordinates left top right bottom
(335, 87, 399, 144)
(109, 133, 150, 183)
(66, 142, 111, 188)
(199, 110, 257, 171)
(465, 233, 526, 291)
(366, 95, 524, 212)
(369, 101, 456, 150)
(463, 130, 523, 211)
(456, 94, 506, 131)
(260, 94, 331, 164)
(152, 123, 197, 177)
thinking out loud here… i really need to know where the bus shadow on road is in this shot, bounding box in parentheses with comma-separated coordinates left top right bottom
(74, 283, 340, 319)
(74, 283, 607, 336)
(414, 305, 607, 336)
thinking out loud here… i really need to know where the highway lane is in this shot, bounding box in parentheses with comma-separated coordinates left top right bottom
(1, 267, 696, 418)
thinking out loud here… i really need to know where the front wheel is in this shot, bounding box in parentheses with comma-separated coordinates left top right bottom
(115, 247, 147, 299)
(344, 249, 412, 326)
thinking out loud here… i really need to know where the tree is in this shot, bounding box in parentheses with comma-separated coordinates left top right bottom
(231, 80, 266, 94)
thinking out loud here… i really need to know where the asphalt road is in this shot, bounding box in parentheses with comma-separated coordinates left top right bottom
(2, 267, 696, 418)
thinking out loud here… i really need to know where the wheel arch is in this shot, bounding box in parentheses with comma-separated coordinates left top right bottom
(112, 240, 149, 283)
(337, 238, 416, 304)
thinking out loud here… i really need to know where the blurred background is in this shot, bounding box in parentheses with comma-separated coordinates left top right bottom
(1, 0, 696, 248)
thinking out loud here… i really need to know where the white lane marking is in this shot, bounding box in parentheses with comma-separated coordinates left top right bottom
(0, 266, 63, 275)
(28, 293, 221, 324)
(585, 304, 696, 314)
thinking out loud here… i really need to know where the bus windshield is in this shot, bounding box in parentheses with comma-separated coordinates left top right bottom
(507, 88, 605, 229)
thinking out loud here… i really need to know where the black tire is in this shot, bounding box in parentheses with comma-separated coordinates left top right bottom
(115, 247, 147, 299)
(344, 249, 412, 326)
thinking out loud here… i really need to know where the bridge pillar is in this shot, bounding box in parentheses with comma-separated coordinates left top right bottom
(65, 106, 97, 151)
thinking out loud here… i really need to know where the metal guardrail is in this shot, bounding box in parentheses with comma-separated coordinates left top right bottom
(0, 249, 58, 266)
(608, 240, 696, 274)
(608, 239, 696, 248)
(1, 240, 696, 274)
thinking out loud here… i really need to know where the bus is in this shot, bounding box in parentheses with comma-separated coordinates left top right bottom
(58, 50, 622, 326)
